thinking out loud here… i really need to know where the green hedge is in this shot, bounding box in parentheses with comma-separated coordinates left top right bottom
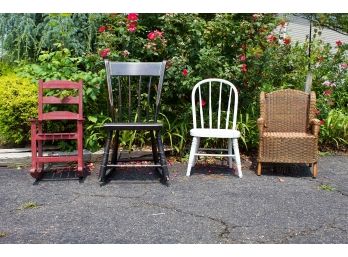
(0, 73, 37, 145)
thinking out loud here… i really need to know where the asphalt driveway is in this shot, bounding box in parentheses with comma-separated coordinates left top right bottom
(0, 155, 347, 243)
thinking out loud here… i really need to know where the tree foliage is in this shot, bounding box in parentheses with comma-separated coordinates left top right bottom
(0, 13, 103, 62)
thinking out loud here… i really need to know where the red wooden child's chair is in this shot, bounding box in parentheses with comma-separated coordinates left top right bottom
(30, 80, 84, 179)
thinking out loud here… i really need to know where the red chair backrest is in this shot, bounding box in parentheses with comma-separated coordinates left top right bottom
(38, 80, 83, 121)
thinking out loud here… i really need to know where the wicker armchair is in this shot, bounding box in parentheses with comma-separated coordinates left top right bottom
(257, 89, 321, 177)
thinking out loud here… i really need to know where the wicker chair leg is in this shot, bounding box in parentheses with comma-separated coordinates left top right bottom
(312, 162, 318, 178)
(257, 162, 262, 176)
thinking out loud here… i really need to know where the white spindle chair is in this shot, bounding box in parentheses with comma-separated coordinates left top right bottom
(186, 78, 242, 178)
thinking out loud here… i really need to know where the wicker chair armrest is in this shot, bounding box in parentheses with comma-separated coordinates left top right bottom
(310, 118, 321, 136)
(257, 117, 265, 136)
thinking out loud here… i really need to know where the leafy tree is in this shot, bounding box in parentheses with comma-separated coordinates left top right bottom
(0, 13, 103, 62)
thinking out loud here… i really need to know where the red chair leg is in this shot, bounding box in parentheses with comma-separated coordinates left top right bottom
(77, 121, 84, 177)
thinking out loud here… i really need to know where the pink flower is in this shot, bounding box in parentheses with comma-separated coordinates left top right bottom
(320, 120, 325, 126)
(98, 26, 106, 33)
(241, 64, 247, 73)
(147, 31, 156, 40)
(322, 81, 332, 87)
(340, 63, 348, 69)
(323, 89, 332, 96)
(147, 30, 164, 40)
(239, 54, 246, 62)
(267, 34, 277, 43)
(127, 21, 137, 32)
(99, 48, 110, 58)
(127, 13, 138, 21)
(336, 40, 343, 47)
(201, 99, 206, 108)
(182, 68, 188, 76)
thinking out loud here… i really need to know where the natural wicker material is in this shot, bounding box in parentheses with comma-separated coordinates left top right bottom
(257, 89, 320, 177)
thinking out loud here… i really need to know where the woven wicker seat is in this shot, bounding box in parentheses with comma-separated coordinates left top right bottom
(257, 89, 320, 177)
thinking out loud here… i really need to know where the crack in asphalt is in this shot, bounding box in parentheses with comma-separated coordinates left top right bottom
(133, 201, 240, 243)
(279, 218, 347, 243)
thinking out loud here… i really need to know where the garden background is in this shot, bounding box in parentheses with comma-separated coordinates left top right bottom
(0, 13, 347, 157)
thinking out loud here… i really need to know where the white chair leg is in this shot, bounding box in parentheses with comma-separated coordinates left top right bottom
(186, 137, 198, 176)
(233, 138, 242, 178)
(228, 138, 233, 168)
(194, 137, 200, 166)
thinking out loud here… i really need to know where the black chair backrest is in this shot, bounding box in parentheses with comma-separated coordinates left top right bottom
(104, 60, 166, 123)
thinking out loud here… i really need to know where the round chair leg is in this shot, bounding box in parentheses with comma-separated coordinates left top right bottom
(312, 162, 318, 178)
(257, 162, 262, 176)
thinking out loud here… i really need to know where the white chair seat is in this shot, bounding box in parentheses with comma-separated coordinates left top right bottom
(190, 128, 240, 138)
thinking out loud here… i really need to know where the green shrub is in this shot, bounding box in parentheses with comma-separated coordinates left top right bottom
(0, 73, 37, 145)
(320, 109, 348, 149)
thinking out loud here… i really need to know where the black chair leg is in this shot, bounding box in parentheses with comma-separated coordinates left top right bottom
(110, 130, 119, 172)
(156, 130, 169, 185)
(151, 130, 161, 177)
(99, 130, 112, 182)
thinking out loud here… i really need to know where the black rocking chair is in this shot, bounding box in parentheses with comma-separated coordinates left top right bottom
(99, 60, 169, 185)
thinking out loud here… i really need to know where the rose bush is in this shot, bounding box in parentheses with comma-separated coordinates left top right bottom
(0, 13, 347, 153)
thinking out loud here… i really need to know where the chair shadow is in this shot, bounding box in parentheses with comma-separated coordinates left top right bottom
(32, 164, 91, 185)
(101, 167, 164, 185)
(190, 163, 237, 177)
(248, 155, 313, 178)
(100, 151, 168, 186)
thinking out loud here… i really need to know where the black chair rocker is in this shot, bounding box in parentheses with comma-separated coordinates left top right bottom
(99, 60, 169, 185)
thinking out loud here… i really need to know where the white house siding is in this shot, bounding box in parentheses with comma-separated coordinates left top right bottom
(278, 14, 348, 49)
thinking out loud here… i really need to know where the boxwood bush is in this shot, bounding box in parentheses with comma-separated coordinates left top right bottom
(0, 73, 37, 145)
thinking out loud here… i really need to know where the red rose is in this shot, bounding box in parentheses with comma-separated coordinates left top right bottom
(267, 34, 277, 43)
(201, 99, 206, 108)
(99, 48, 110, 58)
(98, 26, 106, 33)
(323, 89, 332, 96)
(127, 13, 138, 21)
(239, 55, 246, 62)
(320, 120, 325, 126)
(182, 68, 188, 76)
(155, 30, 163, 37)
(127, 22, 137, 32)
(283, 36, 291, 45)
(340, 63, 348, 69)
(336, 40, 343, 47)
(241, 64, 247, 73)
(147, 31, 156, 40)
